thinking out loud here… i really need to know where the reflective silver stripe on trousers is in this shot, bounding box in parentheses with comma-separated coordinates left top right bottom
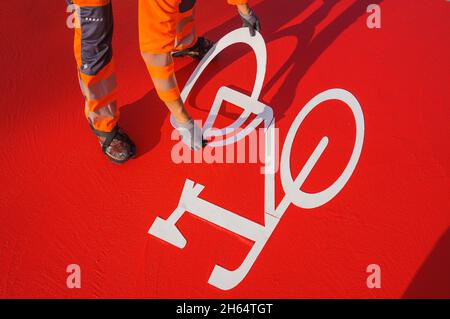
(85, 100, 118, 127)
(175, 27, 196, 49)
(78, 73, 117, 101)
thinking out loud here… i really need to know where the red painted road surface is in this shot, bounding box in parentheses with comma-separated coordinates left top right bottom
(0, 0, 449, 298)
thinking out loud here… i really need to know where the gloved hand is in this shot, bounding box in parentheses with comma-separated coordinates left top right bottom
(239, 8, 261, 37)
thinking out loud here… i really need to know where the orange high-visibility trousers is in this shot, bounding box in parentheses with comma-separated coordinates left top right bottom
(70, 0, 118, 132)
(139, 0, 199, 103)
(139, 0, 247, 103)
(70, 0, 247, 132)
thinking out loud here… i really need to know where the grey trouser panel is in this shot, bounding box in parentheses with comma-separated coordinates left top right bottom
(79, 2, 114, 76)
(179, 0, 196, 13)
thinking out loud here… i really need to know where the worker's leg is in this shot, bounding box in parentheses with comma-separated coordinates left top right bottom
(138, 0, 205, 150)
(70, 0, 135, 163)
(71, 0, 118, 132)
(174, 0, 198, 52)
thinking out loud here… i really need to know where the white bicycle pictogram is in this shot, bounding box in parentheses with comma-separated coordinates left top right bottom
(148, 28, 365, 290)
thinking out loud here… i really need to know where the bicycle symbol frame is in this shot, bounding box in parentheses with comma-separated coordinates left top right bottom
(149, 28, 365, 290)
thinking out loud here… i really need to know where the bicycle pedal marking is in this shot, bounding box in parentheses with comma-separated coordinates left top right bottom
(148, 28, 365, 290)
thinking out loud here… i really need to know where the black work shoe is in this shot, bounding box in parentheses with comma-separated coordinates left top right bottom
(172, 37, 215, 60)
(91, 125, 136, 164)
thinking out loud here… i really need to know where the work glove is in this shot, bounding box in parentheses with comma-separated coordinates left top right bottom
(239, 9, 261, 37)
